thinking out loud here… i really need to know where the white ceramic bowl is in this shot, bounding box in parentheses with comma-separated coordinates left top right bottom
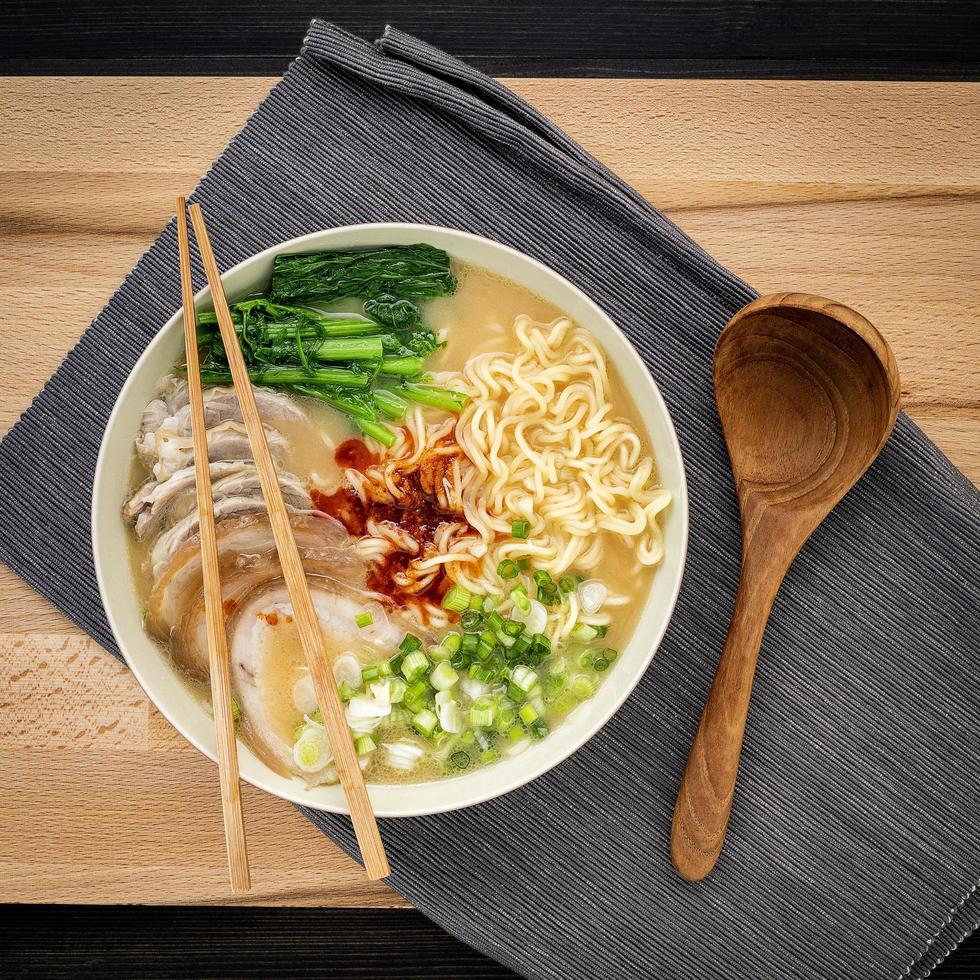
(93, 223, 688, 817)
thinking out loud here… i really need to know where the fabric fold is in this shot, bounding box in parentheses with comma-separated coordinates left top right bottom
(0, 20, 977, 980)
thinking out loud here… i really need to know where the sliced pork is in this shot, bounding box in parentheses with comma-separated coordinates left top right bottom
(228, 582, 408, 784)
(127, 462, 310, 539)
(139, 420, 290, 482)
(145, 513, 354, 638)
(161, 380, 308, 428)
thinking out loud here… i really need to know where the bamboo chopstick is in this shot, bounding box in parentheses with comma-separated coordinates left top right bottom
(186, 202, 390, 881)
(175, 197, 251, 893)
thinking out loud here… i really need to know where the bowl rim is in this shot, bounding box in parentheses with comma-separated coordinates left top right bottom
(92, 221, 689, 817)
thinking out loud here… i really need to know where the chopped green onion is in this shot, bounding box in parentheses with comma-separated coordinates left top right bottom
(378, 658, 395, 677)
(443, 632, 462, 654)
(428, 645, 452, 662)
(497, 559, 520, 580)
(442, 584, 472, 613)
(594, 624, 609, 638)
(510, 634, 532, 657)
(533, 570, 554, 587)
(517, 557, 531, 571)
(468, 594, 484, 610)
(531, 633, 551, 655)
(412, 708, 439, 738)
(293, 738, 324, 770)
(558, 575, 577, 594)
(570, 623, 599, 643)
(338, 681, 358, 702)
(494, 629, 517, 650)
(467, 663, 490, 683)
(403, 679, 429, 712)
(480, 748, 499, 764)
(468, 697, 496, 728)
(430, 661, 459, 691)
(355, 611, 373, 628)
(399, 634, 422, 654)
(601, 647, 618, 663)
(496, 707, 518, 732)
(388, 678, 408, 703)
(481, 596, 497, 613)
(571, 674, 595, 699)
(518, 702, 540, 725)
(230, 697, 241, 724)
(355, 734, 376, 756)
(451, 750, 471, 770)
(507, 724, 525, 742)
(592, 654, 611, 672)
(361, 665, 380, 683)
(460, 609, 483, 632)
(461, 633, 480, 654)
(400, 650, 430, 683)
(511, 665, 539, 693)
(511, 519, 530, 539)
(529, 718, 549, 739)
(510, 586, 532, 615)
(485, 611, 504, 632)
(502, 619, 525, 638)
(578, 650, 595, 669)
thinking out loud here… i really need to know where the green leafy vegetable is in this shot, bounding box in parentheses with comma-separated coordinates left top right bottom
(198, 364, 373, 388)
(363, 293, 423, 330)
(269, 244, 457, 305)
(194, 244, 467, 446)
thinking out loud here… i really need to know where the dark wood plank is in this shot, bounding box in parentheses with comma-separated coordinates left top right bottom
(1, 906, 520, 979)
(1, 905, 977, 978)
(1, 0, 979, 79)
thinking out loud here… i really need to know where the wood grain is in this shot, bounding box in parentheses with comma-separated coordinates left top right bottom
(0, 76, 977, 905)
(175, 197, 250, 891)
(2, 1, 978, 79)
(671, 293, 902, 880)
(187, 203, 389, 880)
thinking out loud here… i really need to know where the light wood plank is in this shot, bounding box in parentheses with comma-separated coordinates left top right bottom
(0, 76, 977, 906)
(0, 634, 406, 907)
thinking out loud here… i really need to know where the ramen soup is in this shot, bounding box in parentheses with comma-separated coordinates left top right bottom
(125, 245, 670, 785)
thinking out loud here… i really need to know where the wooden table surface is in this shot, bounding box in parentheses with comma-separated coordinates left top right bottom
(1, 77, 978, 908)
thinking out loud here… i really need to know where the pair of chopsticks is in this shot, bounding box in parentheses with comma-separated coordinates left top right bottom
(176, 197, 390, 887)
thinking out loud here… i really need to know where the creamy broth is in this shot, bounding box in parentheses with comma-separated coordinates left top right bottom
(126, 255, 667, 785)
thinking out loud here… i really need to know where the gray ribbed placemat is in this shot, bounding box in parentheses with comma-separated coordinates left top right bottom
(1, 21, 977, 980)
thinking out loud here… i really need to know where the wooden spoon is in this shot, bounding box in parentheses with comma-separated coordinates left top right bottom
(670, 292, 901, 882)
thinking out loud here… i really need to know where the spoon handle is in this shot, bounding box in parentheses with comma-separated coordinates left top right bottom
(671, 559, 782, 881)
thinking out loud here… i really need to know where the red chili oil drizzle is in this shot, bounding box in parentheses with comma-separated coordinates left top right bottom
(334, 438, 378, 472)
(310, 439, 468, 606)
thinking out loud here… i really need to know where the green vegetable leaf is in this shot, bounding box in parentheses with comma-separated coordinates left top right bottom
(269, 244, 457, 305)
(363, 293, 423, 330)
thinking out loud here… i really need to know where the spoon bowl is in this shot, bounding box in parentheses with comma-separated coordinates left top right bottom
(671, 292, 901, 882)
